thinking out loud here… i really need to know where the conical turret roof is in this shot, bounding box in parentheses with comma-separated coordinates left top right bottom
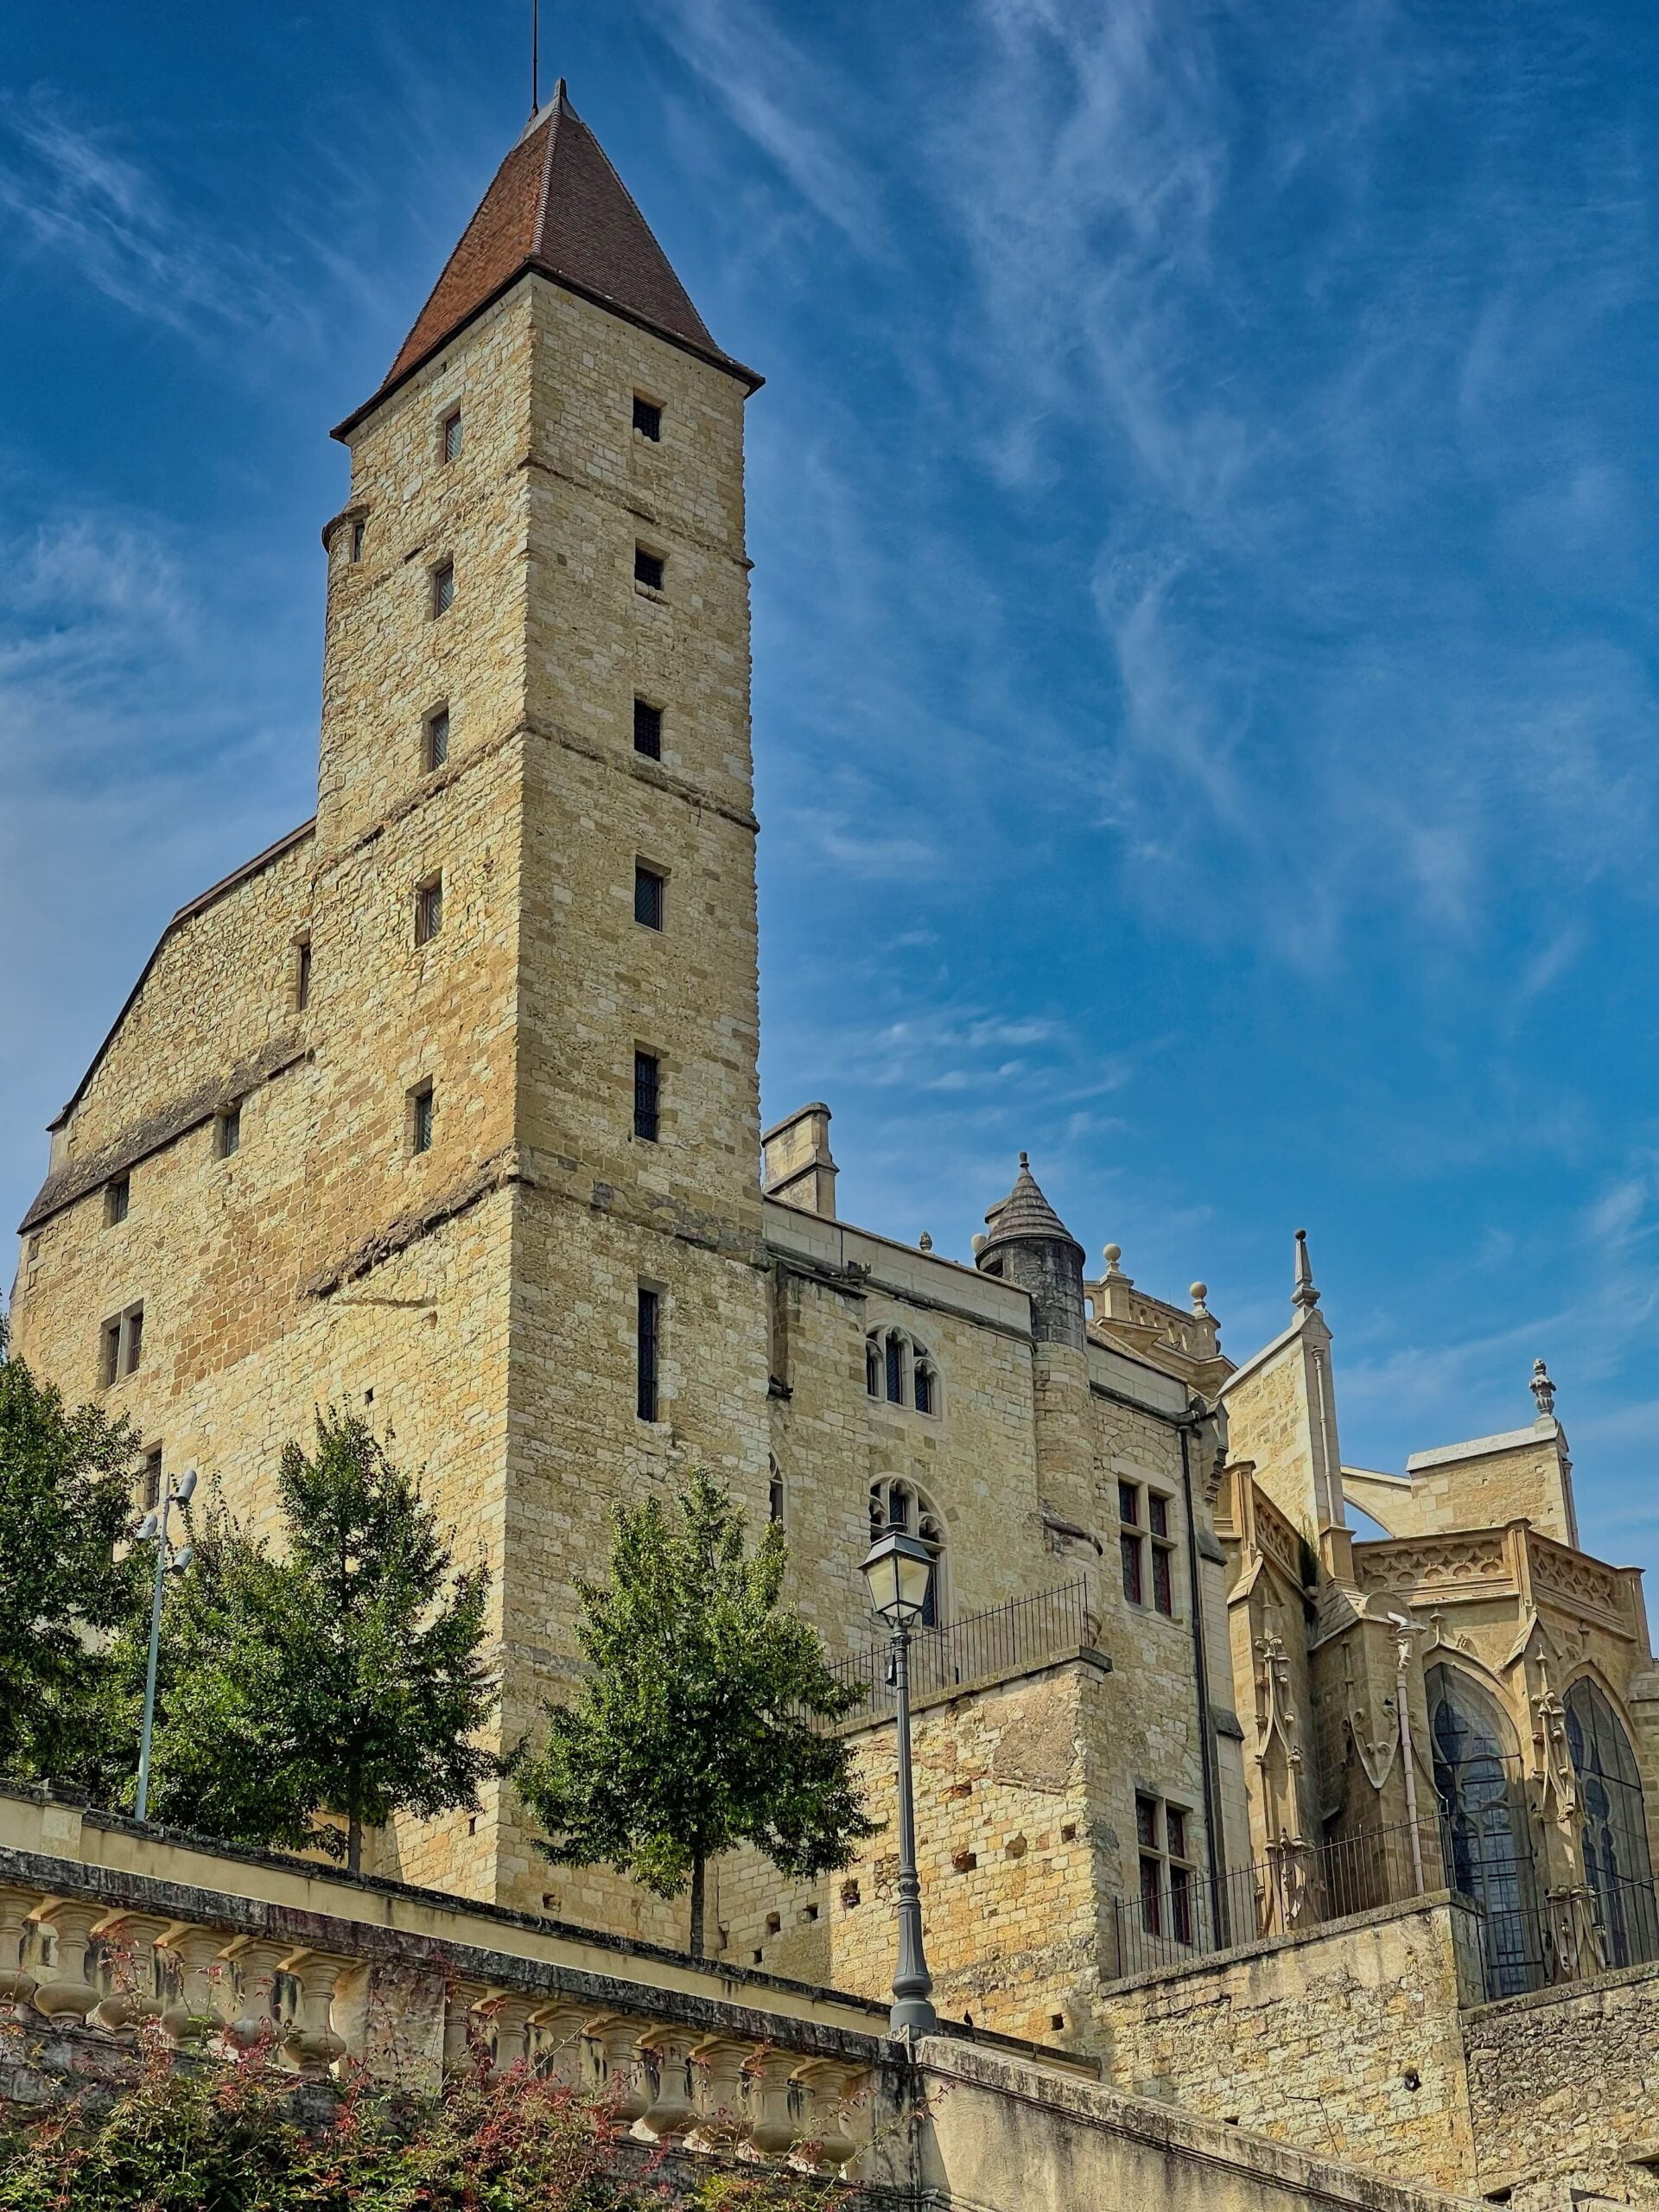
(336, 82, 760, 437)
(980, 1154, 1084, 1260)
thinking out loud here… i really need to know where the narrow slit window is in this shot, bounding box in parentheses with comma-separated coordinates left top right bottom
(885, 1332, 905, 1405)
(425, 706, 450, 772)
(101, 1319, 123, 1389)
(350, 519, 365, 563)
(432, 561, 455, 617)
(411, 1083, 435, 1154)
(637, 1286, 660, 1421)
(632, 697, 663, 759)
(105, 1175, 130, 1227)
(124, 1305, 143, 1374)
(633, 863, 665, 931)
(632, 396, 663, 441)
(633, 1050, 660, 1141)
(442, 410, 462, 463)
(217, 1105, 241, 1159)
(416, 877, 444, 946)
(295, 936, 312, 1011)
(769, 1460, 785, 1526)
(634, 546, 664, 592)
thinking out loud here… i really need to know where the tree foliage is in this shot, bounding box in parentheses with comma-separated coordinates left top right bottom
(0, 2038, 839, 2212)
(0, 1323, 142, 1785)
(514, 1471, 874, 1955)
(144, 1412, 496, 1870)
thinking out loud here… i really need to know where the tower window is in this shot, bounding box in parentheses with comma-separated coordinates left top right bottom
(350, 519, 365, 563)
(632, 697, 663, 760)
(769, 1458, 785, 1527)
(633, 863, 665, 931)
(141, 1447, 162, 1513)
(425, 706, 450, 772)
(633, 1051, 660, 1142)
(410, 1082, 435, 1154)
(1119, 1480, 1177, 1617)
(216, 1105, 241, 1159)
(105, 1175, 130, 1227)
(101, 1303, 143, 1387)
(885, 1332, 905, 1404)
(432, 561, 455, 617)
(416, 876, 444, 946)
(634, 546, 664, 593)
(442, 410, 462, 463)
(294, 935, 312, 1011)
(632, 395, 663, 442)
(1135, 1794, 1198, 1947)
(637, 1286, 661, 1421)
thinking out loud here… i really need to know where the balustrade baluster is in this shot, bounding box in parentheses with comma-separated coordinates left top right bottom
(441, 1976, 496, 2078)
(91, 1911, 172, 2034)
(278, 1949, 352, 2076)
(744, 2049, 802, 2158)
(689, 2034, 751, 2151)
(588, 2012, 651, 2120)
(639, 2027, 696, 2140)
(31, 1899, 105, 2023)
(481, 1992, 537, 2075)
(791, 2058, 864, 2172)
(527, 1998, 593, 2088)
(0, 1885, 41, 2020)
(221, 1939, 294, 2056)
(156, 1925, 232, 2049)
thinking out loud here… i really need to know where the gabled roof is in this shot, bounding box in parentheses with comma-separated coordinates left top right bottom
(335, 83, 760, 438)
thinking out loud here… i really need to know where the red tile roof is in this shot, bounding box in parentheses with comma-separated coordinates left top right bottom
(336, 83, 759, 436)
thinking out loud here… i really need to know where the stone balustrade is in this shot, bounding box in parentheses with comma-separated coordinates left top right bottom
(0, 1874, 873, 2172)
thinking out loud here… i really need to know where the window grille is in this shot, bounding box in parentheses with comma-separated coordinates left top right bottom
(442, 410, 462, 462)
(432, 561, 455, 616)
(634, 546, 664, 591)
(632, 396, 663, 441)
(633, 1051, 660, 1141)
(634, 863, 665, 930)
(632, 697, 663, 758)
(637, 1287, 660, 1421)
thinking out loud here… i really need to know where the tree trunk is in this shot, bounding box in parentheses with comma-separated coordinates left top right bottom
(689, 1855, 706, 1958)
(347, 1808, 363, 1876)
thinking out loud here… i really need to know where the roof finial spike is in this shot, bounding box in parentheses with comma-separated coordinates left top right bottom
(1531, 1357, 1557, 1420)
(1292, 1227, 1320, 1311)
(531, 0, 539, 118)
(1018, 1150, 1029, 1170)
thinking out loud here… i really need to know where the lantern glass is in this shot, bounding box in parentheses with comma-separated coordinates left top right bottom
(861, 1530, 933, 1626)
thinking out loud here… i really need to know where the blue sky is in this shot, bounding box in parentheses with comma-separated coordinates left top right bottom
(3, 3, 1656, 1565)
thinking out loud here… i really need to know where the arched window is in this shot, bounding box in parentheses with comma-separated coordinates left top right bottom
(1427, 1663, 1543, 1998)
(868, 1478, 946, 1628)
(866, 1328, 941, 1417)
(1566, 1678, 1659, 1967)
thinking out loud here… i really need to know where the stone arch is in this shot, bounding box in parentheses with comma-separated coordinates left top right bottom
(1427, 1660, 1543, 1998)
(1562, 1670, 1659, 1967)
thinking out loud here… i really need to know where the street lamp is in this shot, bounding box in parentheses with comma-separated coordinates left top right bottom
(860, 1528, 938, 2039)
(134, 1468, 197, 1824)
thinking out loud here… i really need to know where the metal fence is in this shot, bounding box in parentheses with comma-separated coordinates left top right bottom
(1477, 1866, 1659, 2000)
(823, 1577, 1096, 1725)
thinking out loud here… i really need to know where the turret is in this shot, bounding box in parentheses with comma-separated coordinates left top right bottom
(974, 1153, 1087, 1349)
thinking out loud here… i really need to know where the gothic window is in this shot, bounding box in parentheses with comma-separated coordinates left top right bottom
(868, 1477, 945, 1627)
(865, 1327, 942, 1417)
(1565, 1678, 1659, 1968)
(1427, 1663, 1543, 1998)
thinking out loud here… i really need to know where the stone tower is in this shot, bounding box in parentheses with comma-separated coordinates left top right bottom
(10, 86, 770, 1920)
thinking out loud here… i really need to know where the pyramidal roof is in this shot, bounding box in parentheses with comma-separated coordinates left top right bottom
(337, 83, 759, 436)
(981, 1154, 1084, 1256)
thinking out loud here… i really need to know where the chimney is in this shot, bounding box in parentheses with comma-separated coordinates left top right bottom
(761, 1103, 837, 1218)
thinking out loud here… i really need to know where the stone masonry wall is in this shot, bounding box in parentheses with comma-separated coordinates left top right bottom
(1095, 1897, 1484, 2196)
(1462, 1958, 1659, 2202)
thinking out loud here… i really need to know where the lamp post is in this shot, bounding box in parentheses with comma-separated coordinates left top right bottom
(860, 1528, 938, 2039)
(134, 1468, 197, 1824)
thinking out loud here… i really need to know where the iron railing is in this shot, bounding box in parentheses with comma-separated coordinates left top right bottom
(1476, 1867, 1659, 2000)
(1111, 1819, 1445, 1983)
(823, 1577, 1096, 1725)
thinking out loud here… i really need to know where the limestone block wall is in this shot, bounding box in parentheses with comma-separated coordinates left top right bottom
(1095, 1896, 1484, 2196)
(1461, 1957, 1659, 2201)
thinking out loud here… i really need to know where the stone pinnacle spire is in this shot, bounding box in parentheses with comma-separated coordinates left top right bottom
(1292, 1227, 1320, 1312)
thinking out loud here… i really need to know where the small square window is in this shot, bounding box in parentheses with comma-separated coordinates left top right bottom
(634, 546, 664, 592)
(632, 697, 663, 759)
(432, 561, 455, 617)
(416, 877, 444, 946)
(442, 410, 462, 463)
(633, 1050, 660, 1142)
(425, 705, 450, 772)
(632, 395, 662, 442)
(217, 1106, 241, 1159)
(411, 1083, 435, 1154)
(295, 936, 312, 1011)
(633, 862, 665, 931)
(105, 1175, 130, 1226)
(350, 519, 365, 563)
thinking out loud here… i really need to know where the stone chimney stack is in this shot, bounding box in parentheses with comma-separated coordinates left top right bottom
(761, 1103, 838, 1218)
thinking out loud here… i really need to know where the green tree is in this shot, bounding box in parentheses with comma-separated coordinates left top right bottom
(0, 1323, 142, 1785)
(515, 1470, 874, 1957)
(146, 1412, 496, 1872)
